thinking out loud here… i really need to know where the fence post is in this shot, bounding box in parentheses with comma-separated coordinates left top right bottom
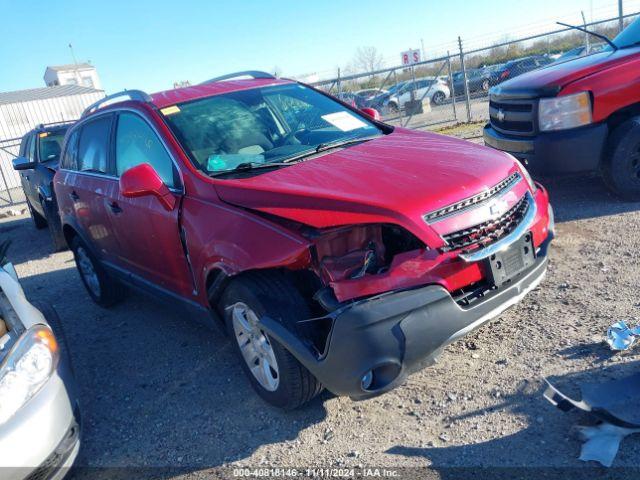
(446, 51, 457, 121)
(619, 0, 624, 32)
(458, 36, 472, 123)
(337, 68, 342, 98)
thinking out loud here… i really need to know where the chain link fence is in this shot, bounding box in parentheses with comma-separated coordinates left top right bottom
(306, 9, 638, 130)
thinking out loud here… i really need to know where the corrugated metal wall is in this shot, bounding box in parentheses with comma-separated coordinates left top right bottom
(0, 91, 105, 196)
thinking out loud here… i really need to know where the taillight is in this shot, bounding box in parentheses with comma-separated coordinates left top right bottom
(500, 70, 510, 79)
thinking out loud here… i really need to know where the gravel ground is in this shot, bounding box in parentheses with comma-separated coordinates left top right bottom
(2, 126, 640, 479)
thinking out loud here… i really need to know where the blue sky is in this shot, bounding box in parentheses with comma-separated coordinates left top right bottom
(0, 0, 634, 94)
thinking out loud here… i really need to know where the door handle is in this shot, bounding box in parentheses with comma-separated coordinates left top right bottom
(108, 202, 123, 214)
(69, 191, 79, 201)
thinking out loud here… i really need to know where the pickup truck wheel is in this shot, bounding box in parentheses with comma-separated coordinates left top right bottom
(70, 237, 125, 307)
(27, 200, 47, 229)
(219, 273, 323, 410)
(603, 118, 640, 201)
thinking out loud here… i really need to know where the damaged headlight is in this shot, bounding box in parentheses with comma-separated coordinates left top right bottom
(506, 153, 537, 192)
(312, 224, 425, 283)
(0, 325, 59, 425)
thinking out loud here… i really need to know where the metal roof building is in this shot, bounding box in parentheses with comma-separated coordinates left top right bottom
(0, 85, 104, 202)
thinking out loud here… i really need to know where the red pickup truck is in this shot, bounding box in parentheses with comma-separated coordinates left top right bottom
(484, 17, 640, 200)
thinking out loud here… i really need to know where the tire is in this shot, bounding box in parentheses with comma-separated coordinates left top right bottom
(218, 272, 323, 410)
(43, 199, 67, 252)
(481, 79, 490, 92)
(603, 117, 640, 201)
(70, 236, 125, 307)
(386, 102, 399, 114)
(33, 301, 74, 374)
(27, 199, 47, 229)
(432, 91, 446, 105)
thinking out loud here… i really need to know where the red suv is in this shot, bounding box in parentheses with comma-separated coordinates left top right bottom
(54, 71, 554, 409)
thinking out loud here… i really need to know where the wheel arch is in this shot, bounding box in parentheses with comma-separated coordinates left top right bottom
(605, 102, 640, 133)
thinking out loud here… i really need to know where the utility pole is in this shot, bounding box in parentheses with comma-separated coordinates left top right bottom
(618, 0, 624, 33)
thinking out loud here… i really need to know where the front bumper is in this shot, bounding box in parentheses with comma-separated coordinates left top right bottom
(262, 235, 552, 400)
(0, 345, 80, 480)
(483, 122, 608, 175)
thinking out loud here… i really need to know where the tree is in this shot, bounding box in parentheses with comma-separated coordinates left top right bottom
(352, 46, 384, 74)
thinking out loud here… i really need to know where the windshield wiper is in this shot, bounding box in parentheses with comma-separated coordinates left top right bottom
(557, 22, 618, 51)
(278, 134, 381, 165)
(208, 161, 291, 177)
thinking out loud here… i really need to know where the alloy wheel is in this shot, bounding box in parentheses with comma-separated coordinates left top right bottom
(230, 302, 280, 391)
(76, 246, 101, 297)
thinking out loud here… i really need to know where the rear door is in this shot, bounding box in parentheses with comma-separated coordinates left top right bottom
(63, 114, 121, 261)
(105, 110, 193, 297)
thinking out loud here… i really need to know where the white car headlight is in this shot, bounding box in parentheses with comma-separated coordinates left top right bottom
(538, 92, 592, 132)
(0, 325, 58, 425)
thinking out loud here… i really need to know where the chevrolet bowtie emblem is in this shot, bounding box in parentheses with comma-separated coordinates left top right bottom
(496, 109, 506, 122)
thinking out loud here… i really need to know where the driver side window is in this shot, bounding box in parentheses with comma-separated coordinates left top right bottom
(115, 113, 178, 188)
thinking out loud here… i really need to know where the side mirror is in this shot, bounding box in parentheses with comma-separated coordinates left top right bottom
(119, 163, 176, 211)
(360, 107, 381, 121)
(12, 156, 35, 171)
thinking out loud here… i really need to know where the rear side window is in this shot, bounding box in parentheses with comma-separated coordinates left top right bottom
(61, 129, 80, 170)
(77, 115, 112, 174)
(115, 113, 177, 188)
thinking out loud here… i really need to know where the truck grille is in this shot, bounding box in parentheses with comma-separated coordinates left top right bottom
(489, 97, 536, 136)
(441, 194, 530, 253)
(423, 172, 521, 223)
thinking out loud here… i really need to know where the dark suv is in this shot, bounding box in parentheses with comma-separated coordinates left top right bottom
(13, 123, 71, 251)
(54, 71, 553, 409)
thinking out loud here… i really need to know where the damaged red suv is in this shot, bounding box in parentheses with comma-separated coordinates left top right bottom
(54, 71, 554, 409)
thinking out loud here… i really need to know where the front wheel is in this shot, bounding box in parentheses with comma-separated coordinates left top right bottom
(27, 200, 47, 229)
(218, 273, 322, 410)
(603, 118, 640, 201)
(481, 79, 490, 92)
(42, 198, 67, 252)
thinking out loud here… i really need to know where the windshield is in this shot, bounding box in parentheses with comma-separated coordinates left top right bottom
(38, 131, 66, 163)
(613, 16, 640, 48)
(162, 83, 382, 174)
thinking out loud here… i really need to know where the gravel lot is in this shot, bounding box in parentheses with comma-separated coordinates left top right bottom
(2, 125, 640, 479)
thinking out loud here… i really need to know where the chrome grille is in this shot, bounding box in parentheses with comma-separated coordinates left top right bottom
(423, 172, 521, 223)
(441, 194, 529, 253)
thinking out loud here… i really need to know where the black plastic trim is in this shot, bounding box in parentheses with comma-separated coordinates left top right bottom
(259, 236, 551, 400)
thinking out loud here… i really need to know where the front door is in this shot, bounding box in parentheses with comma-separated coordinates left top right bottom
(105, 110, 193, 298)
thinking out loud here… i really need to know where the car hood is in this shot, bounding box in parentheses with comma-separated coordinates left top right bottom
(491, 46, 640, 99)
(214, 128, 518, 238)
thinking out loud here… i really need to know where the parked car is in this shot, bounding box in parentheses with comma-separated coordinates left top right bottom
(54, 71, 554, 409)
(484, 17, 640, 199)
(452, 67, 494, 96)
(492, 55, 554, 84)
(12, 123, 71, 251)
(335, 92, 367, 109)
(386, 77, 451, 111)
(554, 42, 608, 62)
(0, 252, 80, 479)
(355, 88, 388, 103)
(367, 82, 407, 111)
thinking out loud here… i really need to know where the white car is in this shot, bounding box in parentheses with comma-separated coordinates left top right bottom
(386, 77, 451, 112)
(0, 261, 80, 480)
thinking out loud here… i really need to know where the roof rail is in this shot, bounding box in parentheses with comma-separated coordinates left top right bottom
(82, 89, 152, 117)
(36, 120, 76, 130)
(200, 71, 276, 85)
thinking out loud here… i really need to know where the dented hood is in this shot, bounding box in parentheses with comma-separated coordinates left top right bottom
(492, 47, 640, 98)
(214, 128, 518, 233)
